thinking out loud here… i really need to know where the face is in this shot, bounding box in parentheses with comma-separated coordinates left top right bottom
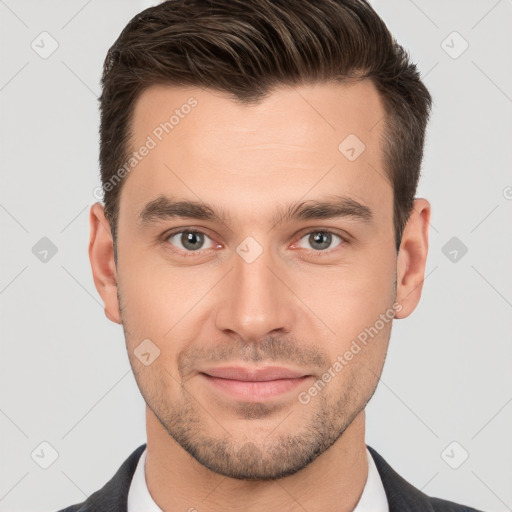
(91, 80, 427, 481)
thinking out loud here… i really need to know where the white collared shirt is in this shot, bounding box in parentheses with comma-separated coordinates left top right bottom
(127, 447, 389, 511)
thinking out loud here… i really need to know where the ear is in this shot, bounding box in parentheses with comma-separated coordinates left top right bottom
(89, 202, 121, 324)
(394, 198, 431, 319)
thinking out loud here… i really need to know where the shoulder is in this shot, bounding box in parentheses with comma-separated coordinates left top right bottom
(55, 444, 146, 512)
(367, 445, 483, 512)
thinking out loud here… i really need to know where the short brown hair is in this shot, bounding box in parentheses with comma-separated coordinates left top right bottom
(99, 0, 432, 253)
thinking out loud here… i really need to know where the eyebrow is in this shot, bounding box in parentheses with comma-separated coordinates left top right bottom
(138, 194, 374, 228)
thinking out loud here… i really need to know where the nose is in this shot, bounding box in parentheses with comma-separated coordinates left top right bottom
(214, 242, 297, 343)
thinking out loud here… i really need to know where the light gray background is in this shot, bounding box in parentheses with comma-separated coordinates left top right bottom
(1, 1, 511, 511)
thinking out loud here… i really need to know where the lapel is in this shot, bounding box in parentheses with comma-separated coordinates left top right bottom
(367, 445, 436, 512)
(66, 444, 146, 512)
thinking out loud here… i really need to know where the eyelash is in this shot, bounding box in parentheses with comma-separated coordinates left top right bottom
(161, 228, 348, 257)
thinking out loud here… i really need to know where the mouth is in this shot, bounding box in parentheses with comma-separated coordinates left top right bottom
(199, 366, 313, 401)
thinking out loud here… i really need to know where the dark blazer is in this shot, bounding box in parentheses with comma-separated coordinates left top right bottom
(56, 444, 483, 511)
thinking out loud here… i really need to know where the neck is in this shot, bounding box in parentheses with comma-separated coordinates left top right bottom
(144, 406, 369, 512)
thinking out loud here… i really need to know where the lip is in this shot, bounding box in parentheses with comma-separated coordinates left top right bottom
(201, 366, 308, 381)
(199, 366, 312, 401)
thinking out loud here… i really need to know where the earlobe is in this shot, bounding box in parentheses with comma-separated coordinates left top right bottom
(88, 202, 122, 324)
(394, 198, 431, 320)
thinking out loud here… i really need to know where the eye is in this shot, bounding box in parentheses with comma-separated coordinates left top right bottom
(295, 230, 344, 252)
(165, 230, 217, 253)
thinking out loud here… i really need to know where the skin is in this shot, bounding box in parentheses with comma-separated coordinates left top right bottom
(89, 80, 430, 512)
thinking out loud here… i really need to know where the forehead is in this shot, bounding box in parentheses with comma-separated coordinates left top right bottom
(120, 80, 391, 228)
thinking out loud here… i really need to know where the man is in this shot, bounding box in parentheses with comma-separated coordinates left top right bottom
(58, 0, 482, 510)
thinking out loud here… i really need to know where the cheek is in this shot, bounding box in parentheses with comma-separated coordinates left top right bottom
(116, 250, 168, 339)
(296, 259, 395, 339)
(116, 249, 214, 353)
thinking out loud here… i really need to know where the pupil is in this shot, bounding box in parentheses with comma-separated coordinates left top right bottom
(183, 232, 203, 250)
(311, 232, 330, 250)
